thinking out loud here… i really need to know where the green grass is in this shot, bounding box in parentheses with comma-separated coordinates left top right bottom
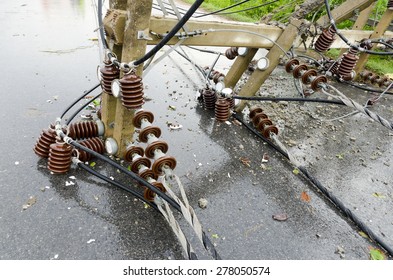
(183, 0, 389, 23)
(180, 0, 392, 75)
(182, 0, 292, 22)
(327, 49, 393, 75)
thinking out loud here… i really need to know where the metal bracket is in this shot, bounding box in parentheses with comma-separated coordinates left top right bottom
(137, 30, 153, 41)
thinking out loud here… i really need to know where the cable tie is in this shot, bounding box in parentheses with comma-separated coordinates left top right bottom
(154, 195, 164, 206)
(72, 157, 82, 165)
(63, 136, 73, 145)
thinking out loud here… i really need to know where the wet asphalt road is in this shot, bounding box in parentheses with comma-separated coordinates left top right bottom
(0, 0, 392, 260)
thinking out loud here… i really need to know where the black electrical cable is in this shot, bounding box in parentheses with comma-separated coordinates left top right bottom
(67, 139, 182, 212)
(343, 81, 393, 96)
(133, 0, 205, 66)
(77, 161, 158, 211)
(70, 137, 221, 260)
(232, 112, 393, 257)
(208, 0, 281, 17)
(65, 92, 103, 125)
(194, 0, 252, 18)
(323, 0, 393, 56)
(233, 95, 346, 106)
(60, 83, 101, 119)
(369, 39, 393, 50)
(97, 0, 108, 49)
(78, 162, 198, 260)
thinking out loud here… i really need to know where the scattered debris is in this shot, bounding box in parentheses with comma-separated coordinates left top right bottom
(272, 213, 288, 221)
(336, 153, 344, 160)
(169, 124, 183, 131)
(369, 248, 386, 260)
(293, 168, 300, 175)
(15, 161, 20, 165)
(232, 119, 242, 126)
(261, 153, 269, 163)
(87, 239, 96, 244)
(358, 231, 369, 239)
(239, 157, 251, 167)
(65, 181, 75, 186)
(22, 196, 37, 210)
(168, 105, 176, 111)
(198, 198, 208, 209)
(372, 193, 386, 199)
(211, 233, 219, 239)
(300, 191, 311, 202)
(335, 246, 345, 259)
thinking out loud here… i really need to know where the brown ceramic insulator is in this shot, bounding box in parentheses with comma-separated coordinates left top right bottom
(212, 71, 225, 84)
(119, 73, 144, 110)
(359, 70, 373, 81)
(256, 118, 273, 132)
(388, 0, 393, 10)
(139, 126, 161, 143)
(252, 112, 269, 126)
(227, 97, 235, 109)
(285, 58, 299, 73)
(292, 64, 308, 79)
(152, 156, 177, 176)
(330, 61, 340, 75)
(225, 47, 239, 60)
(76, 137, 105, 162)
(262, 125, 279, 139)
(249, 107, 263, 119)
(124, 146, 144, 163)
(301, 69, 317, 85)
(139, 168, 156, 181)
(145, 140, 169, 158)
(369, 74, 380, 84)
(68, 121, 98, 140)
(132, 110, 154, 128)
(47, 138, 73, 174)
(359, 39, 373, 50)
(338, 48, 359, 78)
(315, 26, 336, 52)
(202, 88, 217, 110)
(208, 70, 218, 80)
(97, 107, 102, 120)
(100, 62, 120, 94)
(324, 59, 340, 75)
(376, 76, 389, 87)
(143, 182, 166, 202)
(34, 126, 57, 158)
(214, 98, 230, 122)
(311, 75, 328, 91)
(130, 157, 151, 174)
